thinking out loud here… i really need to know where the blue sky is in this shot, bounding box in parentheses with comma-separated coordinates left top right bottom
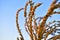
(0, 0, 60, 40)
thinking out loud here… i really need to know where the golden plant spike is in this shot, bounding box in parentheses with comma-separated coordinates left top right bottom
(24, 2, 29, 17)
(32, 3, 42, 15)
(51, 0, 58, 6)
(40, 0, 58, 27)
(16, 8, 24, 40)
(24, 0, 33, 17)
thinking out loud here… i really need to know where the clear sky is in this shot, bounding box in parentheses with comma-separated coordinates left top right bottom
(0, 0, 60, 40)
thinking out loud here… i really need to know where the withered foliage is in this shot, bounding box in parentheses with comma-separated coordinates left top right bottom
(16, 0, 60, 40)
